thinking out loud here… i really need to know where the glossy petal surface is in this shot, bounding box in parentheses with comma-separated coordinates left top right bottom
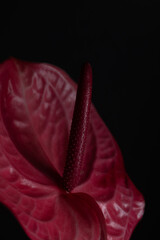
(0, 59, 144, 240)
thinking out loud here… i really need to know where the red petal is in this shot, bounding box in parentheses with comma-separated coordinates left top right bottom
(1, 190, 107, 240)
(0, 59, 144, 240)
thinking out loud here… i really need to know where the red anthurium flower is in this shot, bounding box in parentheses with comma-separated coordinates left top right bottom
(0, 58, 144, 240)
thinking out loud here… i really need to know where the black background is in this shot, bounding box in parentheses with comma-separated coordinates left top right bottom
(0, 1, 160, 239)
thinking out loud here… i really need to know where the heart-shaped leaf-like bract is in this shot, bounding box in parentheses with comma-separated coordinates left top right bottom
(0, 59, 144, 240)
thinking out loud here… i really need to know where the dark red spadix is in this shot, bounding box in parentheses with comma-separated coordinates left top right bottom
(63, 63, 92, 192)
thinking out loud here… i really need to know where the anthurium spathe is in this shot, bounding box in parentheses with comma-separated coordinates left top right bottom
(0, 58, 144, 240)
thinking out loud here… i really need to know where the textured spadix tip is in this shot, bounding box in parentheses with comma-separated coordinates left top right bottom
(63, 63, 92, 192)
(81, 62, 92, 76)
